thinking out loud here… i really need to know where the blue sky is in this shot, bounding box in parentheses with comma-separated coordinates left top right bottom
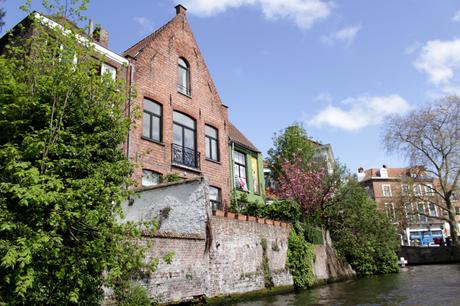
(2, 0, 460, 173)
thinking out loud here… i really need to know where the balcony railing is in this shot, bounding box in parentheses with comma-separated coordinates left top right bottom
(171, 143, 200, 169)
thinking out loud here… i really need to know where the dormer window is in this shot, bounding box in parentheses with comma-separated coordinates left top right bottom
(178, 58, 190, 96)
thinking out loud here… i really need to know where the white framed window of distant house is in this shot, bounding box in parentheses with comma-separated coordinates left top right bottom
(401, 184, 409, 196)
(417, 203, 427, 222)
(384, 202, 396, 220)
(382, 184, 392, 197)
(101, 62, 116, 80)
(429, 203, 438, 217)
(414, 184, 423, 196)
(424, 183, 434, 196)
(142, 169, 161, 187)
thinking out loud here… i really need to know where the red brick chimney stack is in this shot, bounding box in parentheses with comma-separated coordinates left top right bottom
(175, 4, 187, 15)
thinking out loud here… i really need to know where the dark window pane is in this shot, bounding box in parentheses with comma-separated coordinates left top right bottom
(143, 113, 151, 138)
(205, 125, 217, 138)
(151, 116, 160, 141)
(173, 111, 195, 129)
(205, 138, 211, 159)
(184, 128, 195, 149)
(144, 99, 161, 115)
(142, 169, 160, 186)
(173, 124, 182, 145)
(211, 139, 218, 160)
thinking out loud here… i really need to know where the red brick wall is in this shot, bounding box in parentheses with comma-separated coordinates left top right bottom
(126, 11, 230, 206)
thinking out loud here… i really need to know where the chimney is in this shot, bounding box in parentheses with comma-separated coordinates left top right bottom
(357, 167, 365, 182)
(93, 25, 109, 48)
(175, 4, 187, 15)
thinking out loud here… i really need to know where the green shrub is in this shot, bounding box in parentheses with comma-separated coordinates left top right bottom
(161, 172, 182, 183)
(119, 283, 152, 306)
(287, 227, 316, 288)
(327, 182, 400, 276)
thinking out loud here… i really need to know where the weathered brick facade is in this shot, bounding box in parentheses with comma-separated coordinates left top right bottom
(123, 5, 231, 206)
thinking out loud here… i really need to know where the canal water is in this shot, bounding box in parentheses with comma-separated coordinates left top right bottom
(233, 264, 460, 305)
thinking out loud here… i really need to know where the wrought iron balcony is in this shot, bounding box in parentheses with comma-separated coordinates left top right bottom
(171, 143, 200, 170)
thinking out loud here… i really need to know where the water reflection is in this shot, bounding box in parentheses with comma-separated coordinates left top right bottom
(233, 264, 460, 306)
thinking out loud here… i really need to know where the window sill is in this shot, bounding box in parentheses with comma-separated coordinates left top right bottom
(177, 90, 192, 99)
(171, 162, 201, 173)
(141, 136, 165, 146)
(205, 158, 221, 165)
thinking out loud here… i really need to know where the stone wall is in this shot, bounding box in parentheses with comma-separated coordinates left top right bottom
(122, 178, 209, 238)
(116, 179, 355, 304)
(208, 216, 293, 297)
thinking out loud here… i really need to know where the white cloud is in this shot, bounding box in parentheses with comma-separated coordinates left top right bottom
(180, 0, 333, 30)
(308, 94, 411, 131)
(414, 39, 460, 85)
(133, 17, 155, 34)
(452, 10, 460, 22)
(321, 25, 361, 46)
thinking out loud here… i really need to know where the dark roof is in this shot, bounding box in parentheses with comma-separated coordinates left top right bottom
(228, 122, 260, 153)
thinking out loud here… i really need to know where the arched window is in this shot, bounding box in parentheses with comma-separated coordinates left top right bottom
(172, 111, 198, 168)
(178, 58, 190, 96)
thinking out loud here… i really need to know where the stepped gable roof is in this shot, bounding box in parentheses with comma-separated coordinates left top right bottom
(228, 122, 260, 153)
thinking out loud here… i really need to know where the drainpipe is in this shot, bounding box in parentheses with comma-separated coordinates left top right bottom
(126, 62, 135, 159)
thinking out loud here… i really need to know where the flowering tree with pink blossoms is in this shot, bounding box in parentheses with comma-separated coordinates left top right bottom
(275, 158, 341, 221)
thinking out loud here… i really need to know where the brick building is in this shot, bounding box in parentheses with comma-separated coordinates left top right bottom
(358, 165, 460, 245)
(123, 5, 232, 207)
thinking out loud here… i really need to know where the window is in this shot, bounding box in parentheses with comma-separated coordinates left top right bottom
(429, 203, 437, 217)
(404, 203, 416, 223)
(384, 203, 396, 220)
(178, 58, 190, 95)
(142, 169, 161, 187)
(143, 98, 162, 142)
(418, 203, 427, 222)
(234, 151, 248, 191)
(172, 111, 198, 168)
(382, 185, 392, 197)
(424, 184, 434, 196)
(414, 184, 423, 196)
(401, 184, 409, 196)
(455, 207, 460, 215)
(101, 63, 116, 80)
(209, 186, 221, 211)
(205, 125, 219, 161)
(251, 156, 259, 194)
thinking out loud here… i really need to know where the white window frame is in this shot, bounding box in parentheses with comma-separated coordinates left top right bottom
(384, 202, 396, 220)
(101, 62, 117, 80)
(382, 184, 392, 197)
(424, 183, 434, 196)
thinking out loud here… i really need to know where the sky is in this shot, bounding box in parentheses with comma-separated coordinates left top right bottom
(2, 0, 460, 173)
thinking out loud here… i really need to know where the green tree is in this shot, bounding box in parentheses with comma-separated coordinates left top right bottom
(0, 2, 156, 304)
(267, 123, 316, 180)
(327, 182, 400, 276)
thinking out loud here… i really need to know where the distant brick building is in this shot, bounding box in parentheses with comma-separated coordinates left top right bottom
(123, 5, 232, 207)
(358, 165, 460, 245)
